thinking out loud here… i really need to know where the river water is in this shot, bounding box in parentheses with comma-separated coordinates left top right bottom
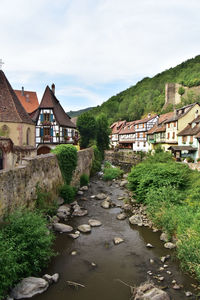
(34, 177, 198, 300)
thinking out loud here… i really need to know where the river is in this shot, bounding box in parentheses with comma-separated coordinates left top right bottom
(34, 176, 198, 300)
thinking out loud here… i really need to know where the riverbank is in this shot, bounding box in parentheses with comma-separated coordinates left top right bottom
(32, 173, 198, 300)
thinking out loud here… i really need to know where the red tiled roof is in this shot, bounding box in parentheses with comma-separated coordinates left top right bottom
(33, 86, 76, 128)
(14, 89, 39, 114)
(147, 112, 173, 135)
(177, 124, 200, 136)
(119, 121, 135, 134)
(0, 71, 34, 125)
(110, 120, 126, 134)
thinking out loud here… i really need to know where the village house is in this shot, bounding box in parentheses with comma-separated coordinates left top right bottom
(0, 70, 36, 170)
(14, 87, 39, 115)
(164, 103, 200, 158)
(147, 112, 174, 151)
(175, 115, 200, 162)
(118, 121, 135, 150)
(133, 114, 158, 152)
(33, 84, 77, 155)
(110, 120, 126, 147)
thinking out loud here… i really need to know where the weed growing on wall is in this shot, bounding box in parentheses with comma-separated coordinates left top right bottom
(90, 145, 103, 176)
(80, 174, 89, 186)
(58, 184, 76, 204)
(0, 210, 55, 300)
(35, 184, 58, 216)
(52, 144, 77, 184)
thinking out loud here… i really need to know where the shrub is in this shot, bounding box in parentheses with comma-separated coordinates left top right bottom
(128, 161, 190, 203)
(59, 184, 75, 203)
(90, 145, 103, 176)
(52, 144, 77, 184)
(178, 86, 185, 96)
(104, 161, 112, 168)
(0, 210, 55, 299)
(80, 173, 89, 187)
(35, 184, 58, 216)
(103, 166, 123, 181)
(186, 156, 194, 163)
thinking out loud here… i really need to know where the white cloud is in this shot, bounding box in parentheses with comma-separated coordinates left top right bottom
(1, 0, 200, 107)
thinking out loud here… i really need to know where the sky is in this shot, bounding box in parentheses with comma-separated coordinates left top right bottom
(1, 0, 200, 112)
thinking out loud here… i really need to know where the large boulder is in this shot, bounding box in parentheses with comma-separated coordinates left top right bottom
(129, 214, 143, 226)
(80, 186, 88, 191)
(10, 277, 49, 299)
(120, 180, 128, 187)
(78, 224, 91, 233)
(53, 223, 73, 233)
(164, 242, 176, 249)
(160, 232, 169, 242)
(134, 282, 170, 300)
(57, 205, 71, 220)
(72, 204, 88, 217)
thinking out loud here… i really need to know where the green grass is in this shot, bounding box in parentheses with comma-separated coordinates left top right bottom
(103, 166, 123, 181)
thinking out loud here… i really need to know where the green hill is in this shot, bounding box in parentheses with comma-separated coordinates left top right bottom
(90, 55, 200, 124)
(67, 107, 94, 118)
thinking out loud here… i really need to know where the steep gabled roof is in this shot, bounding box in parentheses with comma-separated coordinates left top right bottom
(14, 89, 39, 114)
(0, 71, 34, 124)
(110, 120, 126, 134)
(147, 112, 173, 135)
(134, 114, 157, 125)
(34, 86, 76, 128)
(165, 103, 199, 123)
(119, 121, 135, 134)
(178, 124, 200, 136)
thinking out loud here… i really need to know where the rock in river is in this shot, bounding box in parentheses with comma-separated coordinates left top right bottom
(72, 204, 88, 217)
(57, 205, 71, 219)
(78, 224, 91, 233)
(80, 185, 88, 191)
(134, 282, 170, 300)
(164, 242, 176, 249)
(53, 223, 73, 233)
(88, 219, 102, 227)
(129, 214, 143, 226)
(113, 237, 124, 245)
(117, 213, 126, 220)
(160, 232, 169, 242)
(10, 277, 49, 299)
(96, 193, 107, 200)
(120, 180, 128, 187)
(68, 231, 80, 239)
(101, 200, 110, 209)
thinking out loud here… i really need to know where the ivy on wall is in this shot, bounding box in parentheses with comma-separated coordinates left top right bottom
(52, 144, 78, 184)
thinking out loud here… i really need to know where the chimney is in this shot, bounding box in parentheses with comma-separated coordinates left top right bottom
(51, 83, 55, 95)
(21, 86, 24, 96)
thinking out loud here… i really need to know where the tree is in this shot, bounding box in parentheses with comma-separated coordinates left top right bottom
(96, 113, 110, 153)
(77, 112, 97, 148)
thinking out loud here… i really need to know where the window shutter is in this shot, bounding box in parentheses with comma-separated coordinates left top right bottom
(40, 128, 44, 137)
(50, 127, 53, 136)
(50, 114, 53, 122)
(41, 114, 44, 122)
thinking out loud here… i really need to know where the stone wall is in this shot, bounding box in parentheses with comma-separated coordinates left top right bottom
(0, 148, 94, 220)
(71, 147, 94, 187)
(104, 150, 141, 172)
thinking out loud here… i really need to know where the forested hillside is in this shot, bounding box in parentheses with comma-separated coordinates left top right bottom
(91, 55, 200, 124)
(67, 107, 94, 118)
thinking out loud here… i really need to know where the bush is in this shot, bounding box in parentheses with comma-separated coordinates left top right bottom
(90, 145, 103, 176)
(0, 210, 55, 299)
(59, 184, 75, 204)
(35, 184, 58, 216)
(178, 86, 185, 95)
(103, 166, 123, 181)
(52, 144, 77, 184)
(186, 156, 194, 163)
(128, 161, 190, 203)
(80, 174, 89, 187)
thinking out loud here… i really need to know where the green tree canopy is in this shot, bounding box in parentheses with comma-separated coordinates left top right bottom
(77, 112, 97, 148)
(96, 113, 110, 153)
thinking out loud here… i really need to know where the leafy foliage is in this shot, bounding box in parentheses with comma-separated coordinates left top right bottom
(90, 55, 200, 124)
(90, 145, 103, 176)
(35, 184, 58, 216)
(178, 86, 185, 95)
(80, 173, 89, 187)
(52, 144, 77, 184)
(103, 166, 124, 181)
(0, 210, 55, 299)
(96, 113, 110, 153)
(59, 184, 76, 204)
(77, 112, 97, 148)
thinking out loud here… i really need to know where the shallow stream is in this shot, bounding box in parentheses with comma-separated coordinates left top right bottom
(34, 177, 199, 300)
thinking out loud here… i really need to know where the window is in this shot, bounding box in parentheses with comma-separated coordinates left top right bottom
(168, 123, 170, 128)
(167, 132, 170, 139)
(143, 132, 146, 138)
(44, 127, 50, 136)
(143, 142, 146, 147)
(62, 128, 68, 137)
(182, 136, 187, 143)
(44, 113, 50, 121)
(172, 132, 175, 139)
(26, 128, 31, 145)
(137, 142, 139, 147)
(190, 136, 193, 143)
(174, 122, 176, 127)
(143, 123, 145, 128)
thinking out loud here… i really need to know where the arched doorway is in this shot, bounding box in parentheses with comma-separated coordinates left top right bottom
(0, 149, 3, 170)
(37, 146, 51, 155)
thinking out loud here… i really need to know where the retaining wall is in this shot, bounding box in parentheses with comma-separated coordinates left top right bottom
(104, 150, 141, 172)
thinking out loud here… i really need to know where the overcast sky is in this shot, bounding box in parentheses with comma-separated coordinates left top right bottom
(1, 0, 200, 111)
